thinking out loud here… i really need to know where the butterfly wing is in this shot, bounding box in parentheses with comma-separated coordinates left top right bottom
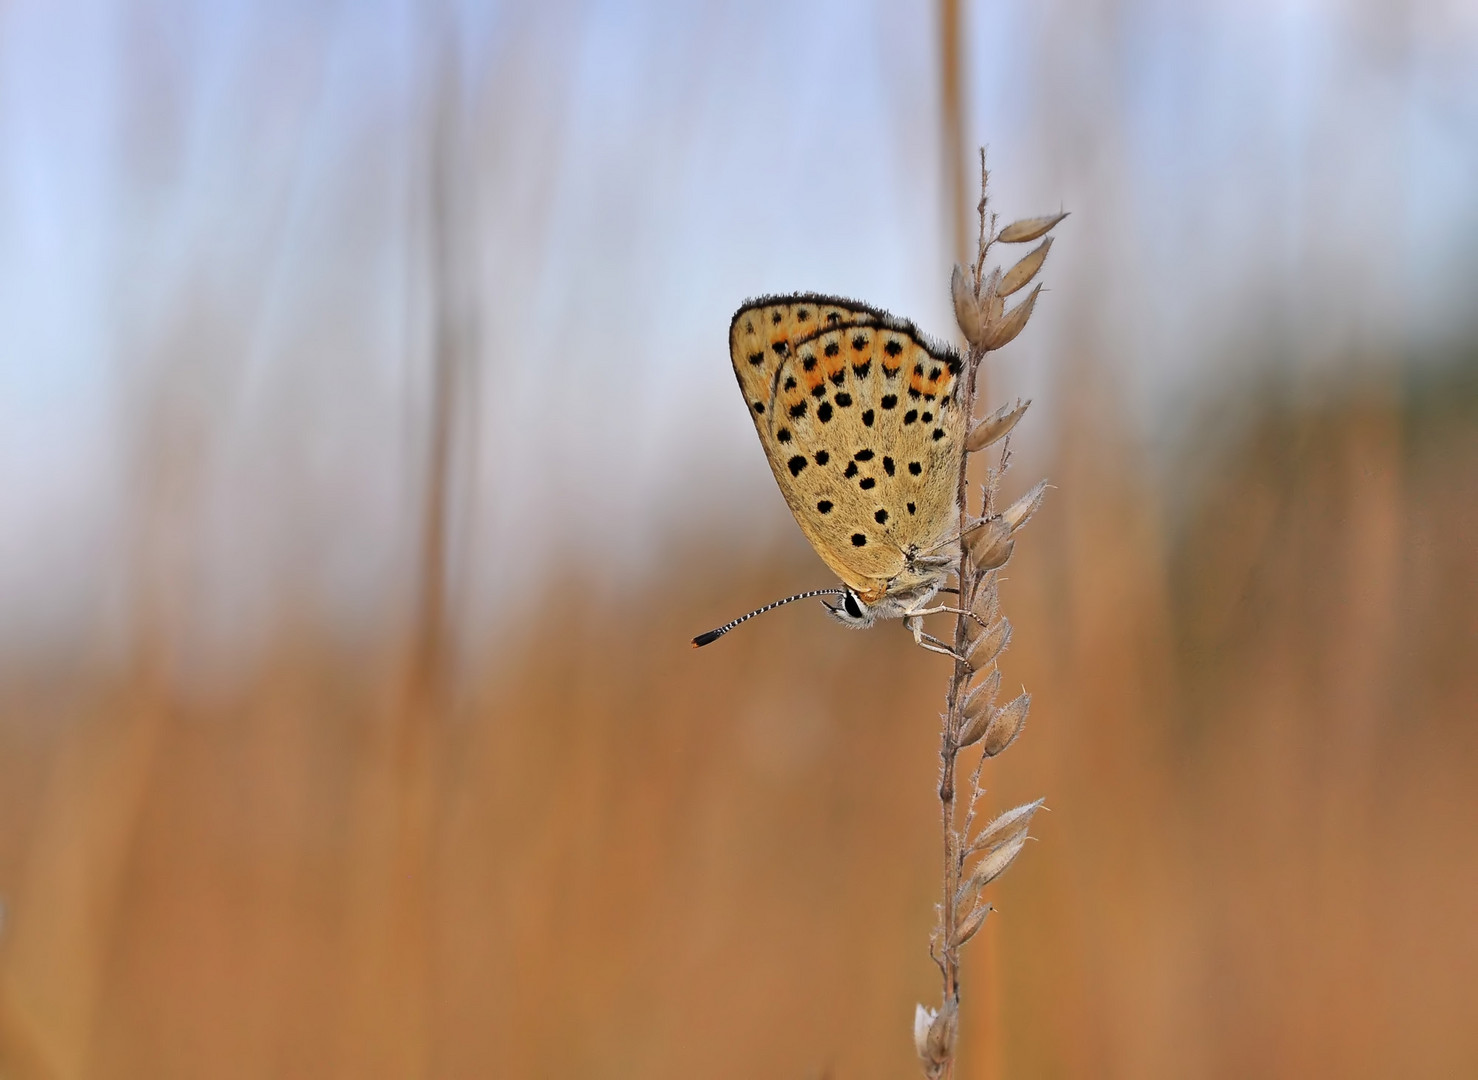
(729, 294, 967, 598)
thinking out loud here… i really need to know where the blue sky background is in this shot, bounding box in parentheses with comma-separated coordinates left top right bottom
(1, 0, 1476, 657)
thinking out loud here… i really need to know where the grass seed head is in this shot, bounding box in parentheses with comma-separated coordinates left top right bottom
(999, 237, 1053, 296)
(965, 617, 1011, 671)
(917, 999, 958, 1069)
(959, 669, 1004, 744)
(969, 799, 1045, 857)
(966, 399, 1031, 452)
(957, 831, 1028, 902)
(951, 263, 986, 348)
(951, 902, 993, 948)
(983, 692, 1031, 756)
(997, 211, 1069, 243)
(1002, 479, 1049, 533)
(966, 517, 1014, 571)
(981, 284, 1041, 351)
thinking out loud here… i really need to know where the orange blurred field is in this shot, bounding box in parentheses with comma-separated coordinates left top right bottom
(2, 360, 1475, 1078)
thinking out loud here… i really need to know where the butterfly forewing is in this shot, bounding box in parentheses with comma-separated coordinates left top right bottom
(729, 294, 967, 596)
(729, 298, 876, 424)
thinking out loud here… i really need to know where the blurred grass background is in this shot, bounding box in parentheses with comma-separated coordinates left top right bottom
(1, 1, 1476, 1077)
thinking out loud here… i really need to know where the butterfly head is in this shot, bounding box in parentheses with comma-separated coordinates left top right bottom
(820, 568, 947, 630)
(820, 588, 876, 630)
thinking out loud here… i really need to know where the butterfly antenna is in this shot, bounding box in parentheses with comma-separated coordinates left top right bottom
(691, 588, 847, 648)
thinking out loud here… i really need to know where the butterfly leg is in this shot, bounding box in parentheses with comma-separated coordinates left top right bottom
(906, 603, 989, 631)
(903, 615, 967, 660)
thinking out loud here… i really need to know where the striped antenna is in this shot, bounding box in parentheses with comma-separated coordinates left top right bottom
(691, 588, 847, 647)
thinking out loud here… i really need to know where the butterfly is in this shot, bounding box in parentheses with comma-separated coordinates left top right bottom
(693, 294, 969, 654)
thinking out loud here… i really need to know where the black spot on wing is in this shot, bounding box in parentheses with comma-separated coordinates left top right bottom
(904, 409, 918, 425)
(843, 461, 858, 479)
(862, 409, 874, 427)
(875, 509, 888, 524)
(885, 339, 903, 357)
(834, 392, 852, 407)
(883, 456, 895, 476)
(752, 401, 764, 414)
(748, 351, 763, 366)
(859, 477, 876, 490)
(851, 533, 867, 546)
(789, 401, 807, 419)
(817, 500, 833, 513)
(907, 502, 916, 515)
(881, 394, 898, 409)
(817, 402, 833, 422)
(788, 455, 807, 476)
(777, 428, 791, 443)
(908, 461, 922, 475)
(932, 428, 945, 440)
(854, 449, 874, 461)
(824, 341, 839, 357)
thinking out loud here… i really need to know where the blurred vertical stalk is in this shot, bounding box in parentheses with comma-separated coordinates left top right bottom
(341, 10, 474, 1076)
(938, 0, 970, 271)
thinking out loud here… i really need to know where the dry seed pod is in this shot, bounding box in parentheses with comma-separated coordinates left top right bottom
(924, 999, 958, 1065)
(958, 669, 1003, 745)
(951, 902, 993, 948)
(969, 576, 1001, 624)
(983, 691, 1031, 756)
(1000, 237, 1053, 296)
(997, 211, 1069, 243)
(966, 517, 1014, 571)
(1002, 479, 1048, 533)
(968, 798, 1044, 857)
(965, 399, 1031, 452)
(951, 263, 985, 348)
(982, 284, 1041, 351)
(913, 1005, 935, 1063)
(978, 265, 1002, 307)
(961, 667, 1002, 720)
(984, 288, 1005, 330)
(976, 536, 1014, 572)
(956, 831, 1028, 902)
(965, 618, 1011, 671)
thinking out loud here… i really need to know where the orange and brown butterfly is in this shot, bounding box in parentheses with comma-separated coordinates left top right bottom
(693, 294, 968, 653)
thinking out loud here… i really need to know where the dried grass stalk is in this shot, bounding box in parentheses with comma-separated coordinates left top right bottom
(914, 150, 1064, 1080)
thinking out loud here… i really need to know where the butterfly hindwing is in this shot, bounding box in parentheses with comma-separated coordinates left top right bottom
(729, 294, 966, 595)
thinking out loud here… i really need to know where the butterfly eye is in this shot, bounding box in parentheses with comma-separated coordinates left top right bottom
(843, 591, 864, 620)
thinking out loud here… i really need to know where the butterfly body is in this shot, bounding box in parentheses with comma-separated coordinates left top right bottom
(727, 294, 968, 638)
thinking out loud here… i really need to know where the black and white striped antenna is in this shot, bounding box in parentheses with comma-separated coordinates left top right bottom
(691, 588, 847, 647)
